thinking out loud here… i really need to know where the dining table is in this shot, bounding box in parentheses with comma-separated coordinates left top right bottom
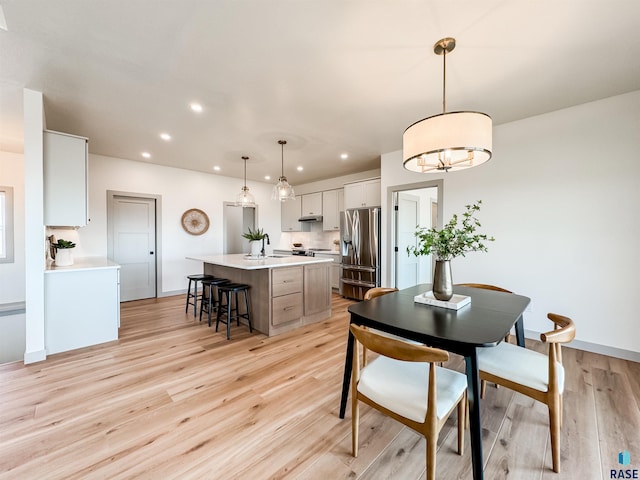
(339, 284, 530, 480)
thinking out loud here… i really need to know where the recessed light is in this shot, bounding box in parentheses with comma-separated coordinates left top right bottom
(340, 153, 349, 160)
(213, 166, 221, 171)
(297, 166, 304, 172)
(160, 133, 171, 141)
(190, 103, 203, 113)
(264, 175, 271, 180)
(141, 152, 151, 159)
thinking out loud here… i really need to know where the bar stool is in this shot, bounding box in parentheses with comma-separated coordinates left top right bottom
(216, 283, 253, 340)
(185, 274, 215, 317)
(199, 277, 230, 326)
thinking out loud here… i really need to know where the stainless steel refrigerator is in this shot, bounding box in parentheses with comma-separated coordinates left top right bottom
(339, 207, 381, 300)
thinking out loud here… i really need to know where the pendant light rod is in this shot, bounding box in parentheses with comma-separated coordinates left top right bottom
(434, 37, 455, 114)
(278, 139, 287, 176)
(242, 155, 249, 187)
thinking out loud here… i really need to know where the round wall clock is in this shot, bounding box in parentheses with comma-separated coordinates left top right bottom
(181, 208, 210, 236)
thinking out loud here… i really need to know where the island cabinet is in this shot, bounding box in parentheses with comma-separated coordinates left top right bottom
(271, 267, 303, 326)
(303, 263, 331, 315)
(197, 254, 332, 337)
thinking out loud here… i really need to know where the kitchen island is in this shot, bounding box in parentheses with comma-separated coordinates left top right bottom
(187, 254, 333, 336)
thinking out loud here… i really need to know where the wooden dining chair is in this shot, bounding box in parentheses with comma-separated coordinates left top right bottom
(349, 324, 467, 480)
(361, 287, 400, 366)
(476, 313, 576, 473)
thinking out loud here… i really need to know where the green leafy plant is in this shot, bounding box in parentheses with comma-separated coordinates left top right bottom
(407, 201, 494, 261)
(241, 227, 267, 241)
(52, 239, 76, 249)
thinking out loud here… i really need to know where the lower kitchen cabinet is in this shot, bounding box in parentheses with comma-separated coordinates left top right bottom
(304, 263, 331, 316)
(45, 260, 120, 355)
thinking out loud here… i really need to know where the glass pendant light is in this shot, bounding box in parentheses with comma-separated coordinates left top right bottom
(403, 37, 492, 173)
(272, 139, 295, 201)
(235, 156, 256, 207)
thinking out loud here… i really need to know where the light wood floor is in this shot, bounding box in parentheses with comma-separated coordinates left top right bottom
(1, 294, 638, 479)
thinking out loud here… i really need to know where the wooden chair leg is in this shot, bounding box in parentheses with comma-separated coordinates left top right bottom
(549, 394, 561, 473)
(426, 429, 437, 480)
(351, 394, 359, 457)
(481, 379, 487, 399)
(457, 391, 466, 455)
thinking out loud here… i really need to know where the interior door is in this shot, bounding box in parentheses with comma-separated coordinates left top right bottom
(113, 196, 157, 301)
(395, 192, 420, 289)
(224, 203, 255, 254)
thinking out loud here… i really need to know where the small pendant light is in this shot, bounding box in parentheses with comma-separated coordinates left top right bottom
(272, 139, 295, 201)
(235, 156, 256, 207)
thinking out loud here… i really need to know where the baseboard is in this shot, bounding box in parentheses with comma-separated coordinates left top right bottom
(524, 329, 639, 363)
(158, 289, 186, 298)
(24, 349, 46, 364)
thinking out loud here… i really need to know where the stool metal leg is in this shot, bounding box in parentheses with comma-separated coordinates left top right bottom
(186, 278, 193, 314)
(244, 289, 252, 333)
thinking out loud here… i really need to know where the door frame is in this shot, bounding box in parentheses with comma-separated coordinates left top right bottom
(107, 190, 163, 298)
(386, 179, 443, 290)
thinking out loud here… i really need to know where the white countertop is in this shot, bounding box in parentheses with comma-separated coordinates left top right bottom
(187, 253, 333, 270)
(45, 257, 121, 273)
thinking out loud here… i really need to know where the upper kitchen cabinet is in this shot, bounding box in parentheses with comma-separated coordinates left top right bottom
(44, 130, 89, 227)
(343, 178, 381, 209)
(322, 189, 344, 231)
(281, 196, 308, 232)
(301, 192, 322, 216)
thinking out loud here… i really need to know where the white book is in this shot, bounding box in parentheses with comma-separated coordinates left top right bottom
(414, 291, 471, 310)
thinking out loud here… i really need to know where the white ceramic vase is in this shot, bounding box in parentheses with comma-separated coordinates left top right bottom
(249, 240, 262, 258)
(54, 248, 74, 266)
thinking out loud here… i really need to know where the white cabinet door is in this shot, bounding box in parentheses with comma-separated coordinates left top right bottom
(281, 196, 304, 232)
(45, 267, 119, 354)
(44, 130, 88, 226)
(363, 179, 381, 207)
(301, 192, 322, 216)
(322, 189, 342, 231)
(344, 178, 381, 208)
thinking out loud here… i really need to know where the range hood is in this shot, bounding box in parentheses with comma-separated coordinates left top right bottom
(298, 215, 323, 222)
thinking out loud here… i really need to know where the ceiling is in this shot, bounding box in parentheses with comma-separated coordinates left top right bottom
(1, 1, 639, 184)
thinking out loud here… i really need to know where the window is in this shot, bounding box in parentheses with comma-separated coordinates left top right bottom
(0, 186, 14, 264)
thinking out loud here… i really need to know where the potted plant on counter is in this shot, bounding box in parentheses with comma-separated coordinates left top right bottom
(242, 227, 267, 258)
(407, 201, 494, 301)
(52, 239, 77, 267)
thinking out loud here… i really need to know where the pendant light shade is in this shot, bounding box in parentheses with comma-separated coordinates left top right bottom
(403, 37, 492, 173)
(272, 140, 295, 202)
(235, 156, 256, 207)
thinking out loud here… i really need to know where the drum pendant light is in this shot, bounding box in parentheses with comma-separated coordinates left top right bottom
(272, 140, 295, 201)
(235, 156, 256, 207)
(403, 37, 492, 173)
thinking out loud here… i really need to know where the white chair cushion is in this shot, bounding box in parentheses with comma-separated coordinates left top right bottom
(357, 356, 467, 423)
(477, 342, 565, 394)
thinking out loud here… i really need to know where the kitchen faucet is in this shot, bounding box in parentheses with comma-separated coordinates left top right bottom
(261, 233, 270, 257)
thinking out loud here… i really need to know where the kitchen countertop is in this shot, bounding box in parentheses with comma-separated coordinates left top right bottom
(45, 257, 121, 273)
(187, 253, 333, 270)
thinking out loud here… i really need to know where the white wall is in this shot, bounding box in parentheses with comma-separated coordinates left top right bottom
(382, 90, 640, 357)
(76, 154, 283, 295)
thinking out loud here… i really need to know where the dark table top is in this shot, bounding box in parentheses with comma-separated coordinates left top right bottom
(347, 284, 531, 354)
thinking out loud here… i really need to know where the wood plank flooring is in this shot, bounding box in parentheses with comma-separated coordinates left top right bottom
(1, 294, 638, 479)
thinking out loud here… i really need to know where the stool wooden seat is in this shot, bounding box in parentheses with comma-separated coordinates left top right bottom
(216, 283, 253, 340)
(200, 277, 230, 326)
(185, 274, 215, 317)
